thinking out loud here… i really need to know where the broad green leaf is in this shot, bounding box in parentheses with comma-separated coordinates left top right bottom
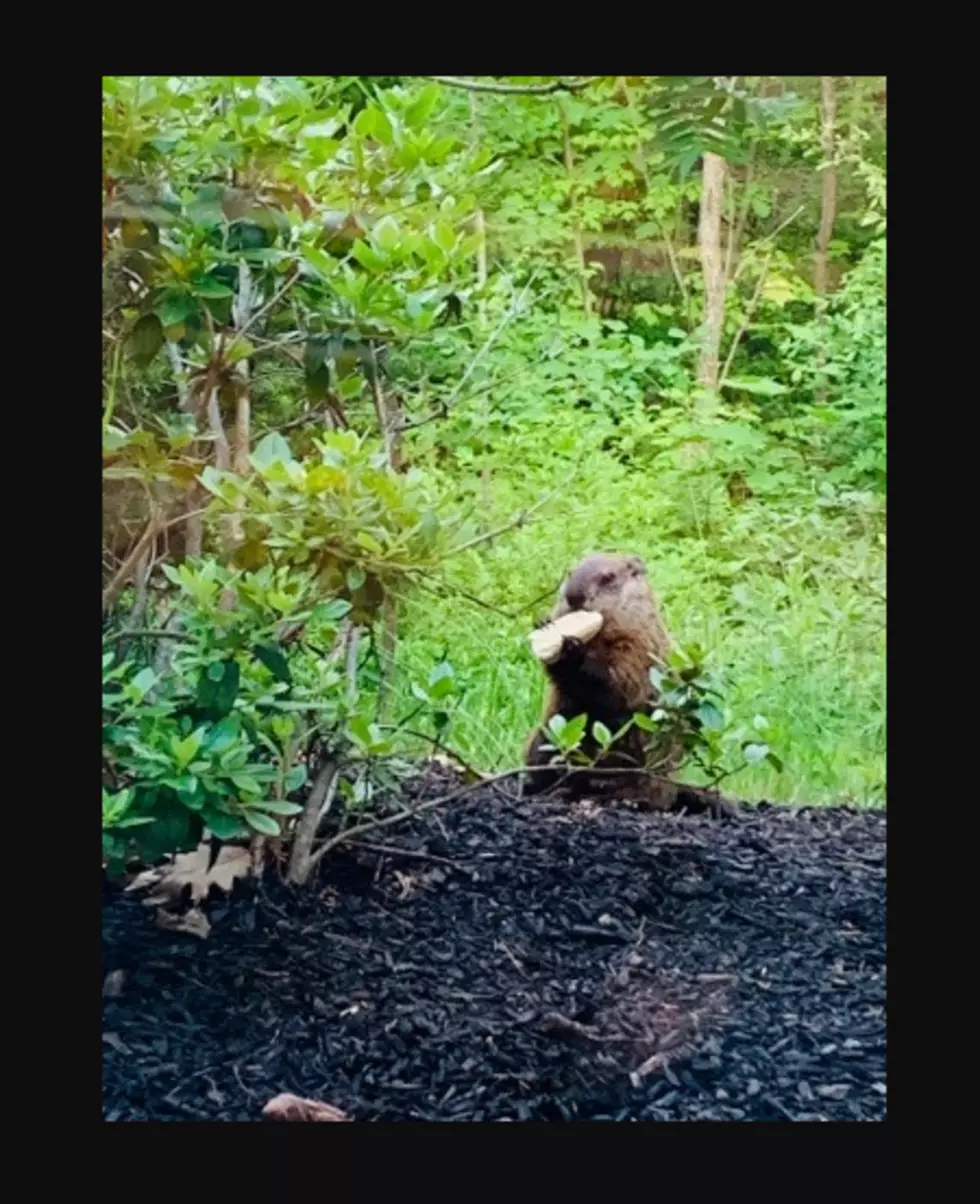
(187, 184, 225, 225)
(592, 721, 613, 748)
(128, 314, 164, 366)
(432, 220, 456, 253)
(225, 336, 255, 366)
(172, 731, 203, 770)
(196, 659, 241, 719)
(312, 598, 352, 623)
(131, 667, 157, 697)
(284, 764, 308, 793)
(253, 644, 292, 684)
(355, 531, 384, 555)
(255, 800, 304, 816)
(251, 431, 294, 471)
(696, 701, 725, 730)
(547, 714, 567, 738)
(303, 246, 335, 277)
(743, 742, 770, 764)
(404, 84, 441, 130)
(198, 465, 226, 496)
(372, 215, 401, 252)
(560, 713, 588, 749)
(156, 291, 199, 327)
(350, 239, 387, 272)
(245, 810, 281, 836)
(348, 714, 372, 747)
(203, 811, 247, 841)
(192, 276, 234, 299)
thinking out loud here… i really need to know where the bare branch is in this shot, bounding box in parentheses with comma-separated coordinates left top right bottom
(288, 757, 341, 885)
(445, 490, 557, 557)
(720, 205, 805, 387)
(223, 268, 301, 364)
(103, 517, 163, 612)
(103, 628, 194, 646)
(424, 76, 602, 96)
(304, 764, 734, 873)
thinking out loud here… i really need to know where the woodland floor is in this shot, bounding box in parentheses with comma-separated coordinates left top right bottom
(102, 772, 886, 1121)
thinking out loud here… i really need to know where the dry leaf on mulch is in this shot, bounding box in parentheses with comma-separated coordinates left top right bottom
(127, 843, 252, 908)
(262, 1093, 349, 1122)
(155, 907, 212, 939)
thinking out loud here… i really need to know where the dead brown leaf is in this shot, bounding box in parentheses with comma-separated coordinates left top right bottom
(262, 1093, 349, 1122)
(155, 906, 212, 939)
(127, 842, 252, 908)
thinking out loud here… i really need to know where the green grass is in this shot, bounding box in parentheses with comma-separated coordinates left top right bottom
(390, 447, 886, 807)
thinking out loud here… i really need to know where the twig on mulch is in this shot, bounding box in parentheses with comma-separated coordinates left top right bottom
(304, 768, 525, 872)
(542, 1012, 603, 1041)
(350, 840, 461, 868)
(306, 765, 734, 874)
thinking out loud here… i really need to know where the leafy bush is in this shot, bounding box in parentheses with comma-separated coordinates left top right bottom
(102, 560, 349, 866)
(535, 643, 781, 788)
(199, 429, 461, 615)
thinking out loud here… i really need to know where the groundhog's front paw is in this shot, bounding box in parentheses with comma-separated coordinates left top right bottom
(561, 635, 587, 663)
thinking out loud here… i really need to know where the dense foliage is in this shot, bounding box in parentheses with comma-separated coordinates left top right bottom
(103, 76, 885, 869)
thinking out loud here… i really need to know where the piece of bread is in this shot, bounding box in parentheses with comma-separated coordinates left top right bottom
(528, 610, 604, 664)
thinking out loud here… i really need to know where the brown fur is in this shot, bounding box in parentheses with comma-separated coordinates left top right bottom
(523, 553, 736, 816)
(524, 554, 672, 796)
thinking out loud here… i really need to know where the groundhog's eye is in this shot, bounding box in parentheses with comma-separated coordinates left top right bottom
(599, 572, 615, 587)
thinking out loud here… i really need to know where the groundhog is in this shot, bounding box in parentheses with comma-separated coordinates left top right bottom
(523, 552, 735, 816)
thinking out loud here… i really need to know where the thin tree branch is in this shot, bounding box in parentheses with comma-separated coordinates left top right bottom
(304, 763, 733, 872)
(425, 76, 601, 96)
(720, 205, 805, 387)
(445, 275, 537, 410)
(103, 518, 162, 612)
(445, 490, 557, 557)
(616, 76, 690, 307)
(223, 268, 301, 363)
(103, 628, 195, 646)
(732, 204, 804, 285)
(414, 571, 560, 623)
(720, 250, 775, 388)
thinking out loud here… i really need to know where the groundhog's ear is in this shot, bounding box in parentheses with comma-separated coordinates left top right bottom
(628, 556, 647, 576)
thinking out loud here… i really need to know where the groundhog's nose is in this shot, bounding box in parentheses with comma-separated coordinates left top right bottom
(564, 587, 586, 610)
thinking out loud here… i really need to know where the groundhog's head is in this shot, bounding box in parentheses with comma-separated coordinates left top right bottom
(556, 552, 650, 619)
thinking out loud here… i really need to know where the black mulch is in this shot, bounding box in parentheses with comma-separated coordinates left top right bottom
(102, 778, 886, 1122)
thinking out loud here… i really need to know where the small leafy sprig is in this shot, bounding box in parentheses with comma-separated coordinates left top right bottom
(539, 643, 782, 789)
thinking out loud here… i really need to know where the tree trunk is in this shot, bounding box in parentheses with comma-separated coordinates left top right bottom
(696, 151, 728, 401)
(468, 93, 489, 329)
(229, 263, 255, 539)
(286, 756, 340, 885)
(813, 75, 838, 299)
(559, 100, 593, 317)
(376, 592, 399, 722)
(813, 76, 838, 402)
(229, 370, 250, 544)
(166, 342, 204, 560)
